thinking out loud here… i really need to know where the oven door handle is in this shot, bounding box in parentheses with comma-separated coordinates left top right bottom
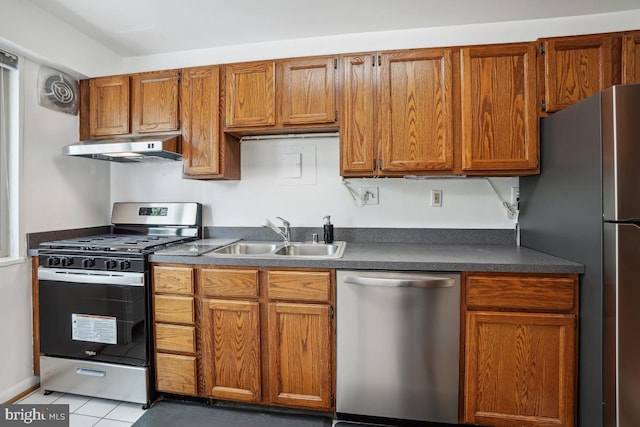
(38, 267, 145, 286)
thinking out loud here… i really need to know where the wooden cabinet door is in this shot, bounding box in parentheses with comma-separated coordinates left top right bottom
(224, 61, 275, 128)
(89, 75, 130, 137)
(464, 311, 576, 427)
(541, 34, 616, 112)
(131, 70, 180, 134)
(156, 353, 197, 395)
(460, 43, 539, 173)
(340, 54, 376, 176)
(622, 31, 640, 84)
(201, 299, 261, 403)
(378, 48, 454, 174)
(181, 66, 221, 177)
(267, 302, 332, 410)
(278, 57, 336, 125)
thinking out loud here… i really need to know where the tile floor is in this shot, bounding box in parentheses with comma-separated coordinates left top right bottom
(17, 389, 146, 427)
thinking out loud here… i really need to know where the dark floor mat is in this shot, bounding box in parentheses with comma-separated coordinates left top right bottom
(132, 400, 332, 427)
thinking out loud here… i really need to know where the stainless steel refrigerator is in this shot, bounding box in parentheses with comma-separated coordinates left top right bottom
(520, 83, 640, 427)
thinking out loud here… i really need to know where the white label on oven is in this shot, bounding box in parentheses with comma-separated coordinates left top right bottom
(72, 313, 117, 345)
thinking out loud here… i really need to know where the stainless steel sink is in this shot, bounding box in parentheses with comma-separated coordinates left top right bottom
(211, 241, 346, 259)
(212, 242, 280, 255)
(274, 242, 344, 257)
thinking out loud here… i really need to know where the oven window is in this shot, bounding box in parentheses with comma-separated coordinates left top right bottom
(39, 279, 148, 366)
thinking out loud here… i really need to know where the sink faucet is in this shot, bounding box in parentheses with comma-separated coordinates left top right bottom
(262, 217, 291, 244)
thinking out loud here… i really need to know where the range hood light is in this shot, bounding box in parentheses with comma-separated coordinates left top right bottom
(63, 134, 182, 163)
(104, 152, 143, 158)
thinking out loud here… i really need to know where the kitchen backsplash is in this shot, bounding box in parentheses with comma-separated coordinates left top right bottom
(110, 135, 519, 229)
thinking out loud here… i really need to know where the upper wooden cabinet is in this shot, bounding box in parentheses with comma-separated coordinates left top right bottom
(130, 70, 180, 134)
(224, 56, 338, 133)
(341, 48, 455, 177)
(622, 31, 640, 84)
(539, 33, 619, 113)
(86, 70, 180, 139)
(181, 66, 240, 180)
(89, 75, 130, 137)
(460, 42, 539, 174)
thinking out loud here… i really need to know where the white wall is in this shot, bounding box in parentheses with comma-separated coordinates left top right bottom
(0, 0, 123, 78)
(0, 58, 110, 402)
(111, 136, 518, 229)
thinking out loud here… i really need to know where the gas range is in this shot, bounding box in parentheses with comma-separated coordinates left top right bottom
(37, 202, 202, 406)
(38, 202, 202, 272)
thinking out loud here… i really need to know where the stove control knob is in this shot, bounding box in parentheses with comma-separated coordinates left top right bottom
(118, 260, 131, 271)
(104, 259, 117, 270)
(60, 257, 74, 267)
(47, 257, 60, 267)
(82, 258, 95, 268)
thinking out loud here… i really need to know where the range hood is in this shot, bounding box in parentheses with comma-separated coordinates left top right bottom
(63, 134, 182, 163)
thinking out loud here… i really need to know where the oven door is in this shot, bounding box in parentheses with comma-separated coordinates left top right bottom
(38, 267, 148, 366)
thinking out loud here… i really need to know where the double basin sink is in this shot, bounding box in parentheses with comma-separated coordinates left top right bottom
(212, 240, 346, 259)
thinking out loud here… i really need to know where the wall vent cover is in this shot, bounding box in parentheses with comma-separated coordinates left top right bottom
(37, 65, 79, 115)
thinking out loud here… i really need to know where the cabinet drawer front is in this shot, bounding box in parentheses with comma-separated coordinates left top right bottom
(267, 270, 332, 302)
(153, 265, 194, 294)
(154, 295, 195, 324)
(155, 323, 196, 354)
(466, 274, 577, 313)
(156, 353, 197, 395)
(200, 267, 259, 298)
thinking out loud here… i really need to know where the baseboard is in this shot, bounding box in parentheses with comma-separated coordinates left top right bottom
(2, 377, 40, 403)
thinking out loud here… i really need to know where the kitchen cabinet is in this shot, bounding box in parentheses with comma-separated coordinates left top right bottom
(152, 264, 198, 396)
(622, 31, 640, 84)
(460, 42, 539, 174)
(200, 267, 262, 402)
(463, 273, 578, 427)
(197, 266, 335, 411)
(180, 66, 240, 180)
(266, 269, 334, 410)
(85, 70, 180, 139)
(224, 56, 338, 134)
(88, 75, 130, 137)
(340, 48, 455, 177)
(539, 33, 619, 113)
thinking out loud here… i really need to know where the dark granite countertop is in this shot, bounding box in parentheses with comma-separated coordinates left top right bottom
(149, 241, 583, 274)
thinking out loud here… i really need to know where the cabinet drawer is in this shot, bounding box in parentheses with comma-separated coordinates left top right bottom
(153, 265, 194, 294)
(156, 353, 197, 395)
(155, 323, 196, 354)
(200, 267, 259, 298)
(466, 273, 577, 313)
(267, 270, 332, 302)
(154, 295, 195, 324)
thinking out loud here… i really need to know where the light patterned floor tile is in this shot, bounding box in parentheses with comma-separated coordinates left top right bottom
(16, 389, 64, 405)
(93, 419, 132, 427)
(54, 393, 92, 413)
(75, 398, 120, 418)
(104, 401, 146, 423)
(69, 413, 101, 427)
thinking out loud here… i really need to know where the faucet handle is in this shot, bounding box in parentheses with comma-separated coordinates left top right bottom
(276, 216, 290, 227)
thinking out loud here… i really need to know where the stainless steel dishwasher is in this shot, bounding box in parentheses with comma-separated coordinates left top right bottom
(336, 270, 460, 424)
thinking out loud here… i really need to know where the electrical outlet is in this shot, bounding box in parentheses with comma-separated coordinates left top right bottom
(431, 189, 443, 207)
(359, 186, 379, 205)
(511, 187, 520, 206)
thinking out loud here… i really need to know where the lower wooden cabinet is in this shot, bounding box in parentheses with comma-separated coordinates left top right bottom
(152, 264, 335, 412)
(152, 264, 198, 396)
(201, 298, 261, 402)
(463, 273, 578, 427)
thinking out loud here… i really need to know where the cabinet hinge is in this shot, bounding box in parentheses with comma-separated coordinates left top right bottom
(177, 120, 181, 130)
(330, 306, 335, 319)
(539, 42, 546, 55)
(372, 56, 376, 67)
(541, 100, 547, 112)
(378, 55, 381, 67)
(334, 58, 338, 70)
(177, 71, 182, 82)
(331, 394, 335, 407)
(334, 111, 338, 122)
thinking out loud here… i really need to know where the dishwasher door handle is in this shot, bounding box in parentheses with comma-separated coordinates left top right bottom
(343, 275, 454, 288)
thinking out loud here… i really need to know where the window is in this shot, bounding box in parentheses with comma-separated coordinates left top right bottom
(0, 49, 18, 259)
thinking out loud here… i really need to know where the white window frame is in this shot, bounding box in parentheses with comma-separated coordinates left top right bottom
(0, 49, 20, 264)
